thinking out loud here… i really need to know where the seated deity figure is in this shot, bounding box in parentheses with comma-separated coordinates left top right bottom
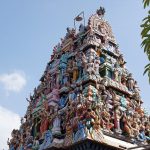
(131, 121, 140, 138)
(138, 126, 150, 143)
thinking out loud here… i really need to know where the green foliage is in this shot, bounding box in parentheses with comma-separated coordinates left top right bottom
(141, 0, 150, 82)
(143, 0, 150, 8)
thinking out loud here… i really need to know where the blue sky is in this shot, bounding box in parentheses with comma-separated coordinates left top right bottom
(0, 0, 150, 148)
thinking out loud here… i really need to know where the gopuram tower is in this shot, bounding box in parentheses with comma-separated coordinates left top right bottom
(8, 7, 150, 150)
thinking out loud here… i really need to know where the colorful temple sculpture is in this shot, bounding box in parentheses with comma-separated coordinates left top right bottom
(8, 7, 150, 150)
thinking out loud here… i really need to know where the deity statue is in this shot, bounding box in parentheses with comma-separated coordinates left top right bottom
(32, 136, 39, 150)
(76, 52, 83, 81)
(86, 60, 95, 79)
(114, 105, 122, 133)
(51, 115, 61, 136)
(120, 95, 127, 110)
(69, 90, 77, 102)
(94, 56, 100, 77)
(127, 73, 135, 91)
(39, 111, 49, 137)
(59, 53, 69, 85)
(101, 108, 113, 132)
(39, 130, 53, 150)
(113, 62, 121, 82)
(118, 54, 126, 68)
(138, 126, 150, 143)
(101, 89, 112, 106)
(72, 59, 79, 82)
(59, 95, 68, 108)
(64, 122, 73, 146)
(134, 81, 140, 94)
(83, 107, 97, 138)
(121, 112, 134, 137)
(74, 121, 86, 142)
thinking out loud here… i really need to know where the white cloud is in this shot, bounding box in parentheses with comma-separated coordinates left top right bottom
(0, 106, 20, 149)
(0, 71, 26, 93)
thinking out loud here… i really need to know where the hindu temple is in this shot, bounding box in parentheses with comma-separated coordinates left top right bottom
(7, 7, 150, 150)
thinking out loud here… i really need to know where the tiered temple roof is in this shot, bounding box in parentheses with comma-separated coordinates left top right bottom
(8, 7, 150, 150)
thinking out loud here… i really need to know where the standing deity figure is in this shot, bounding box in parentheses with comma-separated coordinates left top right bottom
(94, 56, 100, 77)
(76, 52, 83, 80)
(59, 53, 68, 85)
(121, 112, 133, 137)
(82, 52, 88, 76)
(86, 58, 94, 77)
(101, 89, 112, 107)
(52, 116, 61, 136)
(114, 68, 119, 82)
(120, 95, 127, 110)
(40, 130, 53, 150)
(113, 62, 120, 82)
(84, 108, 96, 138)
(32, 136, 40, 150)
(69, 90, 77, 102)
(86, 52, 96, 79)
(74, 121, 86, 142)
(134, 81, 140, 94)
(59, 95, 68, 108)
(72, 59, 79, 82)
(114, 105, 122, 133)
(40, 111, 49, 137)
(127, 73, 135, 91)
(64, 122, 73, 146)
(101, 108, 112, 131)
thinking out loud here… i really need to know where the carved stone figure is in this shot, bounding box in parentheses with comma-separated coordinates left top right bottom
(51, 116, 61, 136)
(118, 54, 126, 68)
(40, 111, 49, 137)
(127, 73, 135, 91)
(39, 130, 53, 150)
